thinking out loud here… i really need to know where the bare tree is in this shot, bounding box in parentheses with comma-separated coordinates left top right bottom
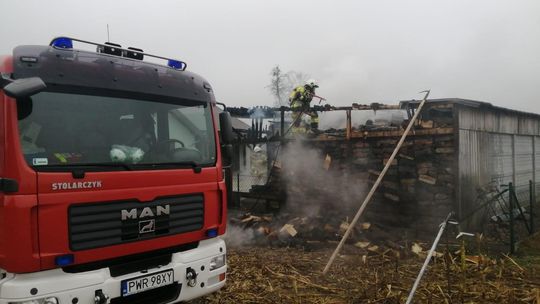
(268, 66, 310, 107)
(267, 65, 289, 107)
(285, 71, 310, 89)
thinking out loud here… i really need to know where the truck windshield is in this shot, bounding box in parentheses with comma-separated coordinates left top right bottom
(17, 90, 216, 170)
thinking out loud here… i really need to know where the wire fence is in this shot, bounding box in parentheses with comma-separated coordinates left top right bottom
(469, 180, 539, 254)
(231, 173, 269, 193)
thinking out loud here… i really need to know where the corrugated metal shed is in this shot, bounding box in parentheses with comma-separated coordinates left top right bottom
(456, 102, 540, 214)
(403, 98, 540, 226)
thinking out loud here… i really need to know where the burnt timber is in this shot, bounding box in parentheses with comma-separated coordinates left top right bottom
(230, 98, 540, 235)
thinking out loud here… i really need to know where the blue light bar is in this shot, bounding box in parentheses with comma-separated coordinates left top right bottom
(48, 36, 188, 70)
(206, 228, 219, 238)
(167, 59, 186, 70)
(51, 37, 73, 49)
(55, 254, 74, 266)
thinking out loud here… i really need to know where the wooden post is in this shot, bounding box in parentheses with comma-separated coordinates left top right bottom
(509, 182, 515, 254)
(346, 110, 352, 140)
(323, 90, 430, 274)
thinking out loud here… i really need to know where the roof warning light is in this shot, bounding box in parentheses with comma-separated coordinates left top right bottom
(51, 37, 73, 49)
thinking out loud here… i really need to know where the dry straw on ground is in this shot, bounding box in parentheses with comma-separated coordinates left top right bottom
(194, 244, 540, 304)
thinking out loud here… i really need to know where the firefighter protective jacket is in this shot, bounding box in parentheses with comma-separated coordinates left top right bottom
(289, 85, 314, 109)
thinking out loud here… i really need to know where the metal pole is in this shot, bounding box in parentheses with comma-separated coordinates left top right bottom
(530, 180, 535, 234)
(236, 171, 240, 206)
(280, 107, 285, 140)
(509, 182, 515, 254)
(406, 212, 453, 304)
(323, 90, 431, 274)
(258, 118, 263, 140)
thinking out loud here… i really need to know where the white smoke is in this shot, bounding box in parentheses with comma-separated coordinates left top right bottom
(223, 223, 257, 248)
(279, 140, 367, 219)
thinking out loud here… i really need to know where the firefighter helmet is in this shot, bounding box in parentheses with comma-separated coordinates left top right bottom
(305, 79, 319, 89)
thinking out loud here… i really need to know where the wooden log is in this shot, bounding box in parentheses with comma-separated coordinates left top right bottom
(384, 193, 400, 202)
(435, 147, 454, 154)
(368, 169, 381, 176)
(350, 127, 454, 139)
(414, 138, 433, 145)
(419, 175, 437, 185)
(419, 120, 434, 128)
(399, 153, 415, 160)
(383, 181, 400, 190)
(435, 193, 450, 200)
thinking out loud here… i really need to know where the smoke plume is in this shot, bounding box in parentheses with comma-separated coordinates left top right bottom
(279, 140, 367, 219)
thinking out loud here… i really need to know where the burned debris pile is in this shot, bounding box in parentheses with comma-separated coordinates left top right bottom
(230, 211, 397, 250)
(294, 103, 456, 237)
(311, 132, 456, 235)
(232, 103, 460, 245)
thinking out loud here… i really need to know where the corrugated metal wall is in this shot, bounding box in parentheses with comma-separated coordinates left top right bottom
(515, 135, 534, 187)
(535, 138, 540, 194)
(457, 105, 540, 225)
(488, 133, 514, 186)
(458, 129, 489, 217)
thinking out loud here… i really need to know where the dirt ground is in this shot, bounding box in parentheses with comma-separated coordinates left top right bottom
(193, 240, 540, 304)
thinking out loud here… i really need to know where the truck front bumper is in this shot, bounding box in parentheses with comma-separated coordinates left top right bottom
(0, 238, 226, 304)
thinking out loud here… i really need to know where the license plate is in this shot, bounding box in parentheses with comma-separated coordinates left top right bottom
(121, 269, 174, 297)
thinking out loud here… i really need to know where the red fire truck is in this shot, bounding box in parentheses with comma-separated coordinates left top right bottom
(0, 37, 232, 304)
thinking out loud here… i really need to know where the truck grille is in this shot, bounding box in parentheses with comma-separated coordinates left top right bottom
(69, 194, 204, 251)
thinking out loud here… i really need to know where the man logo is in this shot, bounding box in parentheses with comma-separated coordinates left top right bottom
(121, 205, 170, 221)
(139, 220, 155, 234)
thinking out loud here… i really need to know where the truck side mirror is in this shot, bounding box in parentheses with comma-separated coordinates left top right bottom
(219, 111, 234, 145)
(219, 111, 234, 167)
(3, 77, 46, 99)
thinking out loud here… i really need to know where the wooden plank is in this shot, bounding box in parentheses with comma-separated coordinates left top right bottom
(346, 110, 352, 140)
(350, 127, 454, 139)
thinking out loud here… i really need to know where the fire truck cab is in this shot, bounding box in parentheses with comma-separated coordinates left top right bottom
(0, 37, 232, 304)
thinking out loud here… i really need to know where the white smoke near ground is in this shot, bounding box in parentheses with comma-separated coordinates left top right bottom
(225, 139, 372, 248)
(279, 140, 367, 220)
(223, 223, 257, 248)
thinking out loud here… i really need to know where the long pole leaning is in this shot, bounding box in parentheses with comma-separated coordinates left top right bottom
(405, 212, 453, 304)
(322, 90, 431, 274)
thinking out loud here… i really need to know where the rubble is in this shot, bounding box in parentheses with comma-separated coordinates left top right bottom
(229, 211, 409, 252)
(280, 224, 298, 238)
(292, 103, 459, 236)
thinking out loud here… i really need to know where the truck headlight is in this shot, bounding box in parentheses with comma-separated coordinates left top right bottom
(209, 254, 226, 271)
(9, 297, 58, 304)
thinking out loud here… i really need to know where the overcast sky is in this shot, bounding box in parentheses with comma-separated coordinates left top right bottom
(1, 0, 539, 112)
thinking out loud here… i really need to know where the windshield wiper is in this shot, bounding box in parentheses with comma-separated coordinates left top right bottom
(143, 161, 202, 173)
(81, 162, 134, 171)
(37, 162, 134, 171)
(37, 162, 203, 174)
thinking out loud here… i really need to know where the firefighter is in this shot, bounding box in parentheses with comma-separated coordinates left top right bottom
(289, 79, 320, 135)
